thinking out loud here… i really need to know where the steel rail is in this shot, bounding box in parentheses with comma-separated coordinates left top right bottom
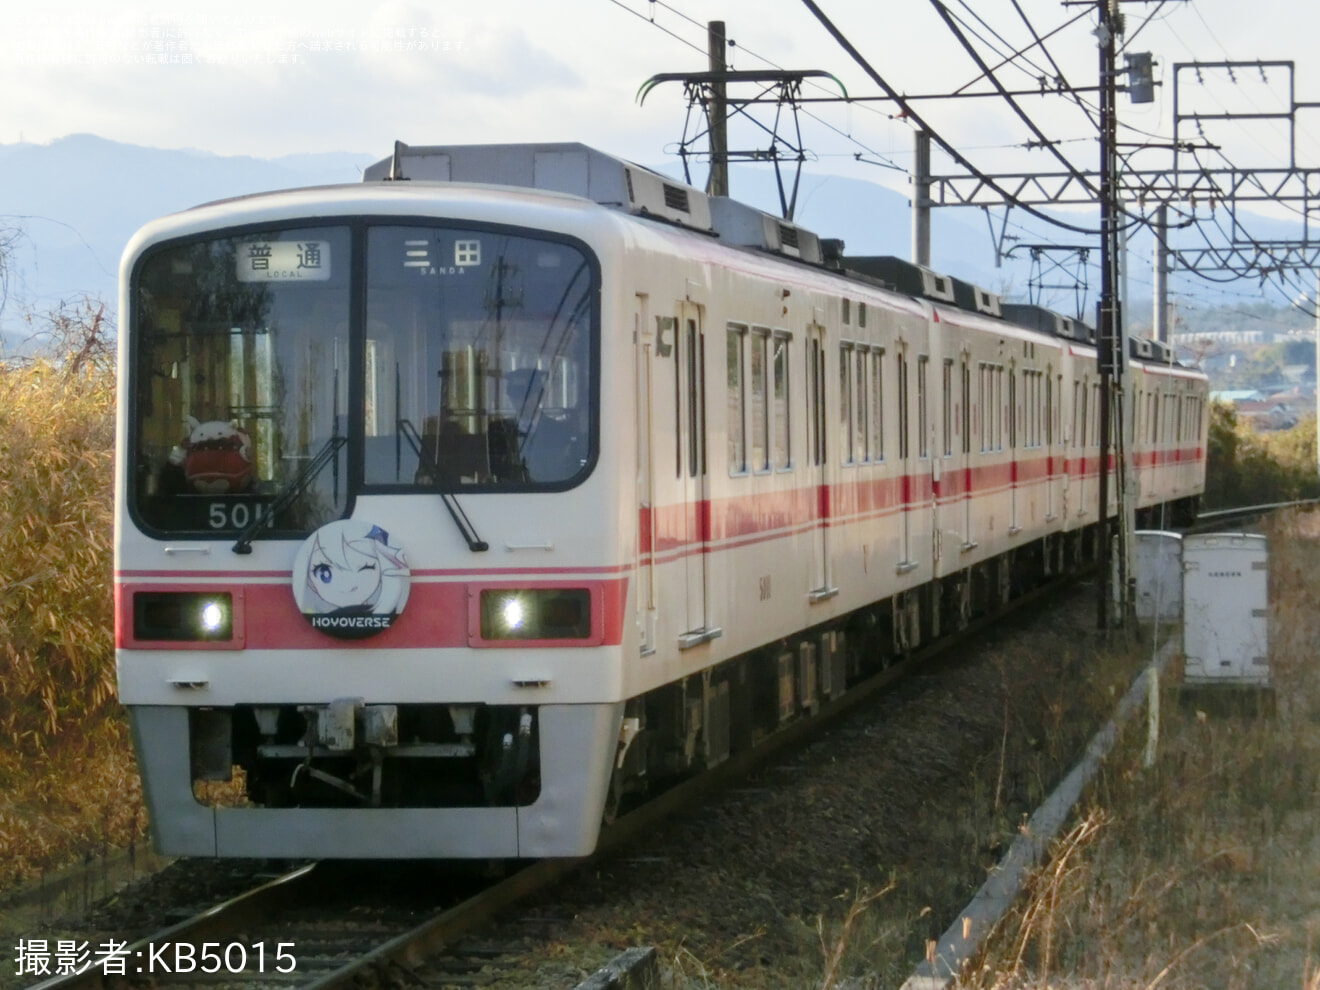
(27, 862, 319, 990)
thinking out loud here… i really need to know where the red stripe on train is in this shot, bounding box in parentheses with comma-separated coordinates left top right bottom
(116, 577, 628, 651)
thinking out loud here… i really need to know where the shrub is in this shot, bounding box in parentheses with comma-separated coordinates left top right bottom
(0, 304, 116, 753)
(1204, 401, 1319, 509)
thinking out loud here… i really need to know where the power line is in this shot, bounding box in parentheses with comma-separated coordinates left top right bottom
(601, 0, 707, 58)
(612, 0, 911, 176)
(929, 0, 1100, 200)
(798, 0, 1107, 238)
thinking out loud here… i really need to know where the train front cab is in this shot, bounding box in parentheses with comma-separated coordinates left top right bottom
(115, 194, 636, 858)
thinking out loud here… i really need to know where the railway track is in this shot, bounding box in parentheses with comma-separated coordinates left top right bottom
(26, 567, 1090, 990)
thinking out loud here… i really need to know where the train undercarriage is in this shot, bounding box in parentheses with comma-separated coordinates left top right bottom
(174, 505, 1196, 843)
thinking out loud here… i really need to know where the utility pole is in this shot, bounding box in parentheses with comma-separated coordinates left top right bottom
(1095, 0, 1124, 631)
(912, 130, 932, 267)
(707, 21, 729, 197)
(1153, 202, 1171, 343)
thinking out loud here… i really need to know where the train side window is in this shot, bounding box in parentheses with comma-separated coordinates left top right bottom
(917, 355, 929, 459)
(1007, 368, 1016, 451)
(727, 325, 747, 476)
(1031, 371, 1038, 447)
(808, 337, 826, 466)
(1072, 381, 1082, 449)
(1055, 373, 1062, 446)
(961, 360, 971, 455)
(854, 346, 868, 463)
(839, 343, 855, 465)
(687, 319, 705, 478)
(1029, 372, 1040, 448)
(942, 359, 953, 457)
(773, 332, 791, 470)
(671, 316, 683, 478)
(1026, 371, 1034, 448)
(897, 352, 909, 461)
(978, 363, 988, 453)
(750, 328, 769, 472)
(872, 349, 886, 461)
(992, 369, 1003, 454)
(1092, 383, 1100, 447)
(1025, 369, 1036, 448)
(1045, 371, 1053, 447)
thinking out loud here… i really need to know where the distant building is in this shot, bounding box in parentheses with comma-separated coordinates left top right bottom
(1211, 389, 1264, 403)
(1175, 329, 1276, 345)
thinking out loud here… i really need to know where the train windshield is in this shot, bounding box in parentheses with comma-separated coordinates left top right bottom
(129, 221, 596, 538)
(132, 226, 353, 536)
(363, 225, 594, 489)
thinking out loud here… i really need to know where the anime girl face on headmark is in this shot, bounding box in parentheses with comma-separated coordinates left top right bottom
(301, 525, 408, 614)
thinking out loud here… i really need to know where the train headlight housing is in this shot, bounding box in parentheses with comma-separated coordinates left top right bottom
(134, 592, 233, 641)
(479, 588, 591, 640)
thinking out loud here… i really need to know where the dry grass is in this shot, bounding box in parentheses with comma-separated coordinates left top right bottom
(0, 305, 149, 891)
(959, 508, 1320, 989)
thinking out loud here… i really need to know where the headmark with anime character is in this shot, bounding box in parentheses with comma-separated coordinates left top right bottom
(291, 520, 412, 639)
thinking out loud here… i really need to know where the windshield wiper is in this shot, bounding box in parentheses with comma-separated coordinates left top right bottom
(232, 435, 348, 555)
(397, 419, 489, 552)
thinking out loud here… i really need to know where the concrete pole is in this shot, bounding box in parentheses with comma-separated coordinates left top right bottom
(1153, 203, 1170, 344)
(707, 21, 729, 198)
(912, 130, 932, 267)
(1096, 0, 1121, 631)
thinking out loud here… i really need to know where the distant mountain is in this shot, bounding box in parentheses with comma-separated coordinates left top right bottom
(0, 135, 377, 349)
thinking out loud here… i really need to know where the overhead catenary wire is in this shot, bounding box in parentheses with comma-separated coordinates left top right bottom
(798, 0, 1115, 238)
(610, 0, 912, 174)
(929, 0, 1102, 201)
(621, 0, 1313, 312)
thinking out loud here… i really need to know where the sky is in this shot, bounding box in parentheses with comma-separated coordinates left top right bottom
(3, 0, 1319, 311)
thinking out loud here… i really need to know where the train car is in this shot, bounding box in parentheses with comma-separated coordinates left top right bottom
(115, 142, 1207, 858)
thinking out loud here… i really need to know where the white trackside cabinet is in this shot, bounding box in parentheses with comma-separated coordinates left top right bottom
(1134, 530, 1183, 624)
(1182, 533, 1269, 686)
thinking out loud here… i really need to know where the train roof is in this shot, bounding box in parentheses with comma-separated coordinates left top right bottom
(366, 141, 1189, 368)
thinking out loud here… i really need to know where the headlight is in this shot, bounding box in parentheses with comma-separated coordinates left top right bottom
(479, 588, 590, 640)
(134, 592, 233, 641)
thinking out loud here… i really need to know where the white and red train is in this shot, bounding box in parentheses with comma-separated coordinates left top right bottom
(115, 143, 1207, 858)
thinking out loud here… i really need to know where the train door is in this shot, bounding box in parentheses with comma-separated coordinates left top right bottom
(676, 304, 715, 646)
(634, 297, 657, 656)
(805, 324, 834, 600)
